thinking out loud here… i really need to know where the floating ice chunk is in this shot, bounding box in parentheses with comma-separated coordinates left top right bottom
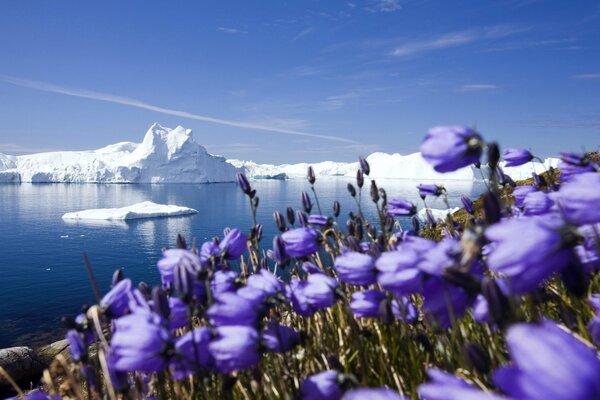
(62, 201, 198, 221)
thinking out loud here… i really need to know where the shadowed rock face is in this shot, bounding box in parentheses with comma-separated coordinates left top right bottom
(0, 340, 68, 387)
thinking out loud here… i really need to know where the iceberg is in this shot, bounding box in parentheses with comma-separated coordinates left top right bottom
(62, 201, 198, 221)
(1, 123, 239, 183)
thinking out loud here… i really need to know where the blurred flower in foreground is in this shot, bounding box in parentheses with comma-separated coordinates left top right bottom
(300, 370, 341, 400)
(494, 320, 600, 400)
(503, 148, 533, 167)
(208, 325, 260, 373)
(420, 126, 483, 172)
(342, 388, 406, 399)
(418, 368, 507, 400)
(280, 227, 319, 257)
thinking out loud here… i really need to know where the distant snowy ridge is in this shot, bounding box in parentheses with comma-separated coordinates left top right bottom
(230, 152, 560, 182)
(0, 123, 238, 183)
(62, 201, 197, 220)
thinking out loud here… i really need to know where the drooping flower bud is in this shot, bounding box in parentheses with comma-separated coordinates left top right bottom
(333, 200, 341, 217)
(482, 191, 501, 224)
(273, 210, 286, 232)
(286, 207, 295, 225)
(301, 191, 313, 213)
(487, 142, 500, 171)
(176, 234, 187, 249)
(151, 287, 171, 320)
(503, 148, 533, 167)
(307, 166, 316, 185)
(235, 172, 252, 195)
(297, 210, 308, 227)
(370, 180, 379, 203)
(359, 156, 370, 175)
(347, 183, 357, 197)
(356, 169, 364, 188)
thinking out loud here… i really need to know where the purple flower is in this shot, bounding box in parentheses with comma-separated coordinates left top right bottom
(211, 270, 239, 299)
(473, 294, 489, 323)
(157, 249, 202, 287)
(280, 227, 319, 257)
(503, 148, 533, 167)
(387, 198, 417, 216)
(523, 191, 553, 216)
(208, 325, 261, 373)
(417, 184, 445, 198)
(300, 370, 341, 400)
(174, 327, 212, 375)
(167, 297, 188, 330)
(560, 151, 589, 166)
(308, 214, 330, 226)
(219, 228, 247, 259)
(262, 322, 301, 353)
(349, 290, 386, 318)
(422, 276, 470, 328)
(418, 368, 507, 400)
(236, 172, 252, 194)
(589, 316, 600, 346)
(558, 161, 595, 182)
(246, 269, 283, 297)
(391, 297, 418, 322)
(342, 388, 406, 400)
(100, 278, 132, 318)
(494, 320, 600, 400)
(417, 238, 460, 276)
(66, 330, 86, 362)
(287, 274, 339, 317)
(512, 185, 537, 208)
(302, 261, 322, 274)
(200, 241, 220, 266)
(334, 252, 376, 285)
(376, 249, 422, 296)
(110, 311, 172, 373)
(206, 292, 262, 326)
(551, 172, 600, 225)
(420, 126, 483, 173)
(485, 216, 573, 294)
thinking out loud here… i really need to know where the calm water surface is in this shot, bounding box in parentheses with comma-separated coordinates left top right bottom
(0, 178, 485, 348)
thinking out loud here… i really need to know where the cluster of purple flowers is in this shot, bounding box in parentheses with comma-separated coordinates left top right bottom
(31, 125, 599, 400)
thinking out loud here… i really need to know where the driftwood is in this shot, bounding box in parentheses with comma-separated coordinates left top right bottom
(0, 340, 69, 386)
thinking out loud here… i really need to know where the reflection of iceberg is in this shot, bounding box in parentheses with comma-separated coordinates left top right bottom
(62, 201, 197, 221)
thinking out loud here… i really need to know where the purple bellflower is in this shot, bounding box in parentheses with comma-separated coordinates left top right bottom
(349, 290, 386, 318)
(66, 330, 86, 362)
(334, 252, 377, 285)
(308, 214, 330, 226)
(206, 292, 262, 326)
(417, 184, 445, 198)
(262, 322, 301, 353)
(512, 185, 537, 208)
(418, 368, 508, 400)
(342, 388, 406, 400)
(551, 172, 600, 225)
(485, 215, 574, 294)
(503, 148, 533, 167)
(420, 126, 483, 173)
(157, 249, 203, 287)
(300, 370, 342, 400)
(287, 274, 339, 317)
(110, 310, 172, 373)
(173, 327, 213, 376)
(522, 191, 553, 216)
(100, 278, 133, 318)
(208, 325, 261, 373)
(280, 227, 319, 257)
(246, 269, 283, 298)
(376, 249, 422, 296)
(387, 198, 417, 216)
(494, 320, 600, 400)
(219, 228, 247, 259)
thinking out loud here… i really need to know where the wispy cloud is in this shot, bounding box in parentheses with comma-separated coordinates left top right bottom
(571, 73, 600, 80)
(485, 37, 578, 52)
(321, 92, 360, 109)
(517, 116, 600, 129)
(459, 84, 499, 92)
(217, 27, 247, 34)
(292, 27, 315, 41)
(366, 0, 402, 13)
(0, 75, 358, 144)
(391, 25, 526, 57)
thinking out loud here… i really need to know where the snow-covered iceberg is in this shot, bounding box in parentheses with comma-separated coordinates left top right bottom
(230, 152, 560, 183)
(0, 123, 238, 183)
(62, 201, 198, 221)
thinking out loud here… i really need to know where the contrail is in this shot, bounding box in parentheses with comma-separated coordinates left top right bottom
(0, 74, 358, 144)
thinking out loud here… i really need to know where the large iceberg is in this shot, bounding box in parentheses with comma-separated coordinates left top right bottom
(62, 201, 198, 220)
(0, 123, 238, 183)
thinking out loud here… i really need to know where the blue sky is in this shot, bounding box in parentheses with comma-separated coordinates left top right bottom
(0, 0, 598, 163)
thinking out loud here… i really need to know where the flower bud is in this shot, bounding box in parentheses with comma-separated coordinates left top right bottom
(301, 191, 313, 213)
(333, 201, 341, 217)
(273, 211, 286, 232)
(176, 234, 187, 249)
(482, 191, 501, 224)
(111, 268, 124, 288)
(370, 180, 379, 203)
(487, 142, 500, 171)
(356, 169, 364, 188)
(307, 166, 316, 185)
(481, 277, 511, 327)
(359, 156, 370, 175)
(235, 172, 252, 195)
(297, 210, 308, 227)
(347, 183, 357, 197)
(286, 207, 295, 225)
(461, 195, 474, 214)
(152, 287, 171, 320)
